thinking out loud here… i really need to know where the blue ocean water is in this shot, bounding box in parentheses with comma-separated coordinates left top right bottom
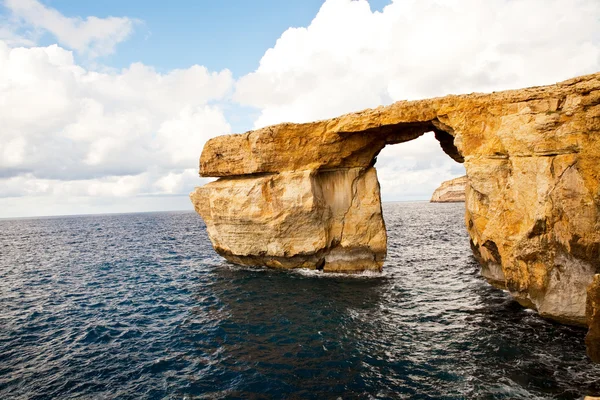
(1, 202, 599, 399)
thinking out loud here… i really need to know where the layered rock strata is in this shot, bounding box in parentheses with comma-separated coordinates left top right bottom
(191, 72, 600, 356)
(191, 167, 386, 273)
(430, 175, 467, 202)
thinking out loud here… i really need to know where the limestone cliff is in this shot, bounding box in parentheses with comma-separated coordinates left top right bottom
(430, 176, 467, 203)
(587, 276, 600, 362)
(191, 167, 386, 273)
(191, 72, 600, 357)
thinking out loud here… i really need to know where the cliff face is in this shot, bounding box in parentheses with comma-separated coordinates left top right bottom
(587, 276, 600, 361)
(430, 176, 467, 203)
(191, 72, 600, 356)
(191, 167, 386, 273)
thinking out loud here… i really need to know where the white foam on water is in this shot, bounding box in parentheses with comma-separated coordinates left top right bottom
(289, 267, 388, 279)
(220, 262, 387, 279)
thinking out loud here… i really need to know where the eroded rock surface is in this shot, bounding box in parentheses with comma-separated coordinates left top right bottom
(191, 72, 600, 355)
(587, 275, 600, 362)
(430, 175, 467, 203)
(191, 167, 386, 273)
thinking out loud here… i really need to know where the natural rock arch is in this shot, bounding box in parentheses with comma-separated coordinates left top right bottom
(191, 73, 600, 359)
(193, 120, 461, 272)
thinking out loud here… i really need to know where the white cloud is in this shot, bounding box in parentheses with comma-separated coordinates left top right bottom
(237, 0, 600, 127)
(0, 41, 232, 216)
(376, 132, 466, 201)
(0, 169, 211, 199)
(4, 0, 136, 57)
(153, 169, 201, 195)
(0, 193, 198, 218)
(3, 0, 600, 216)
(234, 0, 600, 200)
(0, 23, 36, 47)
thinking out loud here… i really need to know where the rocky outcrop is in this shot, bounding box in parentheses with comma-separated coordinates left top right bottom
(430, 175, 467, 202)
(191, 72, 600, 356)
(191, 167, 386, 273)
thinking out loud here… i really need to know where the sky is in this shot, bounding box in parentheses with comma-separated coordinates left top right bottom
(1, 0, 599, 218)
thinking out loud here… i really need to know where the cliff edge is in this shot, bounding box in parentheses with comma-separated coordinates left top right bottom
(430, 176, 467, 203)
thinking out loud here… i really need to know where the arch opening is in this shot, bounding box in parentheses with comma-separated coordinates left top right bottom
(373, 129, 465, 204)
(192, 120, 469, 274)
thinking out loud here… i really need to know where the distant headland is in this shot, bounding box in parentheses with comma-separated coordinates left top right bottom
(430, 176, 467, 203)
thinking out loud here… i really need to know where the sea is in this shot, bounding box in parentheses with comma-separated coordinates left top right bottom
(1, 202, 599, 399)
